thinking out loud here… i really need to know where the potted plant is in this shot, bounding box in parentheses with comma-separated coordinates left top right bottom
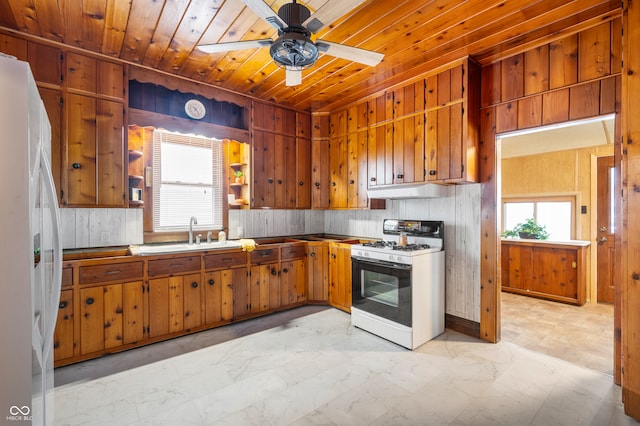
(233, 170, 244, 183)
(502, 218, 550, 240)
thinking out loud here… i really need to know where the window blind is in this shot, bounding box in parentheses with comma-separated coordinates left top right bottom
(152, 130, 224, 232)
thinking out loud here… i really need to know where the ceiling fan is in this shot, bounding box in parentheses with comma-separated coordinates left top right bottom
(197, 0, 384, 86)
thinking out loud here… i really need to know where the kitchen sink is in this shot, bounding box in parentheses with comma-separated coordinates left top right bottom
(129, 240, 242, 255)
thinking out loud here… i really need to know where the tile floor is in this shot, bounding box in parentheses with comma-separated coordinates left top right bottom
(501, 292, 614, 375)
(54, 305, 637, 425)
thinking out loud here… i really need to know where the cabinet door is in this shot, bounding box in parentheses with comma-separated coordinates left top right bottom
(97, 60, 124, 98)
(426, 104, 463, 182)
(40, 88, 63, 204)
(28, 42, 61, 85)
(367, 124, 392, 187)
(183, 273, 202, 330)
(275, 134, 297, 209)
(329, 244, 352, 312)
(394, 115, 425, 184)
(282, 259, 306, 305)
(230, 267, 250, 318)
(54, 289, 75, 361)
(96, 99, 125, 206)
(79, 284, 123, 354)
(252, 130, 275, 208)
(296, 137, 312, 209)
(122, 281, 145, 344)
(67, 94, 97, 205)
(329, 135, 347, 208)
(148, 278, 170, 338)
(66, 52, 97, 93)
(274, 107, 296, 136)
(311, 139, 330, 209)
(347, 131, 368, 208)
(307, 243, 329, 302)
(204, 271, 222, 325)
(251, 263, 279, 313)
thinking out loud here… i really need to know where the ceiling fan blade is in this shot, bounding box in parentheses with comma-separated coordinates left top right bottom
(285, 68, 302, 86)
(316, 40, 383, 67)
(303, 0, 368, 33)
(241, 0, 287, 30)
(197, 39, 273, 54)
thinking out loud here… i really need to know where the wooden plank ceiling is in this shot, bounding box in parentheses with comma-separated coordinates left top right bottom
(0, 0, 620, 112)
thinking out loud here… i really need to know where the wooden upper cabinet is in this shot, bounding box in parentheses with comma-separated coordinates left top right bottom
(425, 57, 480, 183)
(329, 110, 347, 138)
(251, 130, 297, 209)
(27, 42, 61, 85)
(297, 136, 312, 209)
(66, 52, 124, 99)
(253, 102, 296, 135)
(296, 112, 311, 138)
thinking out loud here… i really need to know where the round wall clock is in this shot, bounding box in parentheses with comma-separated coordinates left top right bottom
(185, 99, 206, 120)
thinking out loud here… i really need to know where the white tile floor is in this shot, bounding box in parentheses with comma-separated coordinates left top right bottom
(54, 307, 637, 425)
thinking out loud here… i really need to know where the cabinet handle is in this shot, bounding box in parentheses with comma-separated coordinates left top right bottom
(429, 170, 436, 176)
(209, 279, 215, 286)
(370, 177, 376, 182)
(260, 251, 272, 257)
(105, 270, 121, 275)
(69, 67, 76, 73)
(310, 252, 316, 257)
(396, 173, 404, 179)
(268, 178, 274, 184)
(283, 268, 289, 273)
(277, 179, 283, 184)
(271, 268, 277, 276)
(349, 179, 355, 184)
(299, 181, 304, 186)
(59, 301, 67, 309)
(85, 297, 94, 305)
(331, 253, 336, 259)
(314, 182, 320, 187)
(72, 163, 81, 169)
(191, 282, 198, 288)
(331, 182, 336, 187)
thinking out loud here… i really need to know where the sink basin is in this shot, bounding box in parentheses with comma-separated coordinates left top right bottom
(129, 240, 243, 256)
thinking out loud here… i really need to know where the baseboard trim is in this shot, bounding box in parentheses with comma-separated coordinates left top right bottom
(445, 314, 481, 339)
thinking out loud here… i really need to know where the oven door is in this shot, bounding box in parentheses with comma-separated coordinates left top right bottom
(351, 256, 412, 327)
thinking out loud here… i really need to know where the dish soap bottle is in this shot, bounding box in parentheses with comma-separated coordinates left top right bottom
(218, 229, 226, 242)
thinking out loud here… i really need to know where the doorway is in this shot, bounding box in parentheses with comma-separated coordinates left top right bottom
(497, 116, 616, 376)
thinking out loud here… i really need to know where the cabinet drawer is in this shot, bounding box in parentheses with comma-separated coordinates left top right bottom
(148, 256, 201, 277)
(79, 261, 143, 285)
(204, 251, 247, 270)
(281, 245, 306, 260)
(250, 248, 279, 265)
(62, 267, 73, 287)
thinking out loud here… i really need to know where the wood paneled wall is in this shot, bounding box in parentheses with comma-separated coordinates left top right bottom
(479, 19, 621, 344)
(621, 0, 640, 419)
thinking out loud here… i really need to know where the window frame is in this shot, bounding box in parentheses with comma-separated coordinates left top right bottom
(502, 195, 577, 240)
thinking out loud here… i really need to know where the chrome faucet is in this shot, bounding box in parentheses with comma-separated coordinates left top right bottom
(188, 216, 198, 245)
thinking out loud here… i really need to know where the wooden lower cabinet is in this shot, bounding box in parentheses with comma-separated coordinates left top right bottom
(229, 267, 251, 318)
(501, 240, 588, 305)
(148, 273, 201, 337)
(53, 289, 75, 361)
(329, 243, 353, 312)
(203, 270, 234, 325)
(250, 263, 280, 313)
(281, 258, 307, 306)
(79, 283, 124, 354)
(307, 242, 329, 303)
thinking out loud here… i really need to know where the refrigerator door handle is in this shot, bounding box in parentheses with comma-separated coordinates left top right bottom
(40, 150, 62, 358)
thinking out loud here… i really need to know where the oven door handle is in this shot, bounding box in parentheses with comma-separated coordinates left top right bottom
(351, 256, 412, 271)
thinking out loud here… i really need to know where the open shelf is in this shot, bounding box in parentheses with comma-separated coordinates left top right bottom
(128, 175, 144, 184)
(128, 150, 143, 159)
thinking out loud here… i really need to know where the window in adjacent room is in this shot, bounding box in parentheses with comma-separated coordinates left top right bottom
(152, 129, 224, 232)
(502, 196, 576, 240)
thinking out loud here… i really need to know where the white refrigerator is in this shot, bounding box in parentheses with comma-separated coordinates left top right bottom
(0, 54, 63, 425)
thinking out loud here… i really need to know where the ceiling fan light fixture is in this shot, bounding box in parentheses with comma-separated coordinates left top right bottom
(270, 32, 318, 68)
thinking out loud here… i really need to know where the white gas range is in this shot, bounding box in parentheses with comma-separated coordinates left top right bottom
(351, 219, 445, 349)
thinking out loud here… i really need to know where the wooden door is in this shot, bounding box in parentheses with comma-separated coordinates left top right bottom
(79, 284, 123, 354)
(231, 267, 250, 318)
(183, 273, 202, 330)
(250, 264, 277, 313)
(204, 271, 222, 324)
(329, 135, 348, 208)
(274, 134, 297, 209)
(54, 289, 74, 361)
(252, 130, 275, 208)
(122, 281, 145, 344)
(148, 278, 169, 338)
(597, 156, 615, 303)
(329, 244, 353, 312)
(67, 94, 96, 205)
(297, 137, 312, 209)
(282, 259, 306, 305)
(307, 242, 329, 302)
(96, 99, 124, 206)
(311, 138, 330, 208)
